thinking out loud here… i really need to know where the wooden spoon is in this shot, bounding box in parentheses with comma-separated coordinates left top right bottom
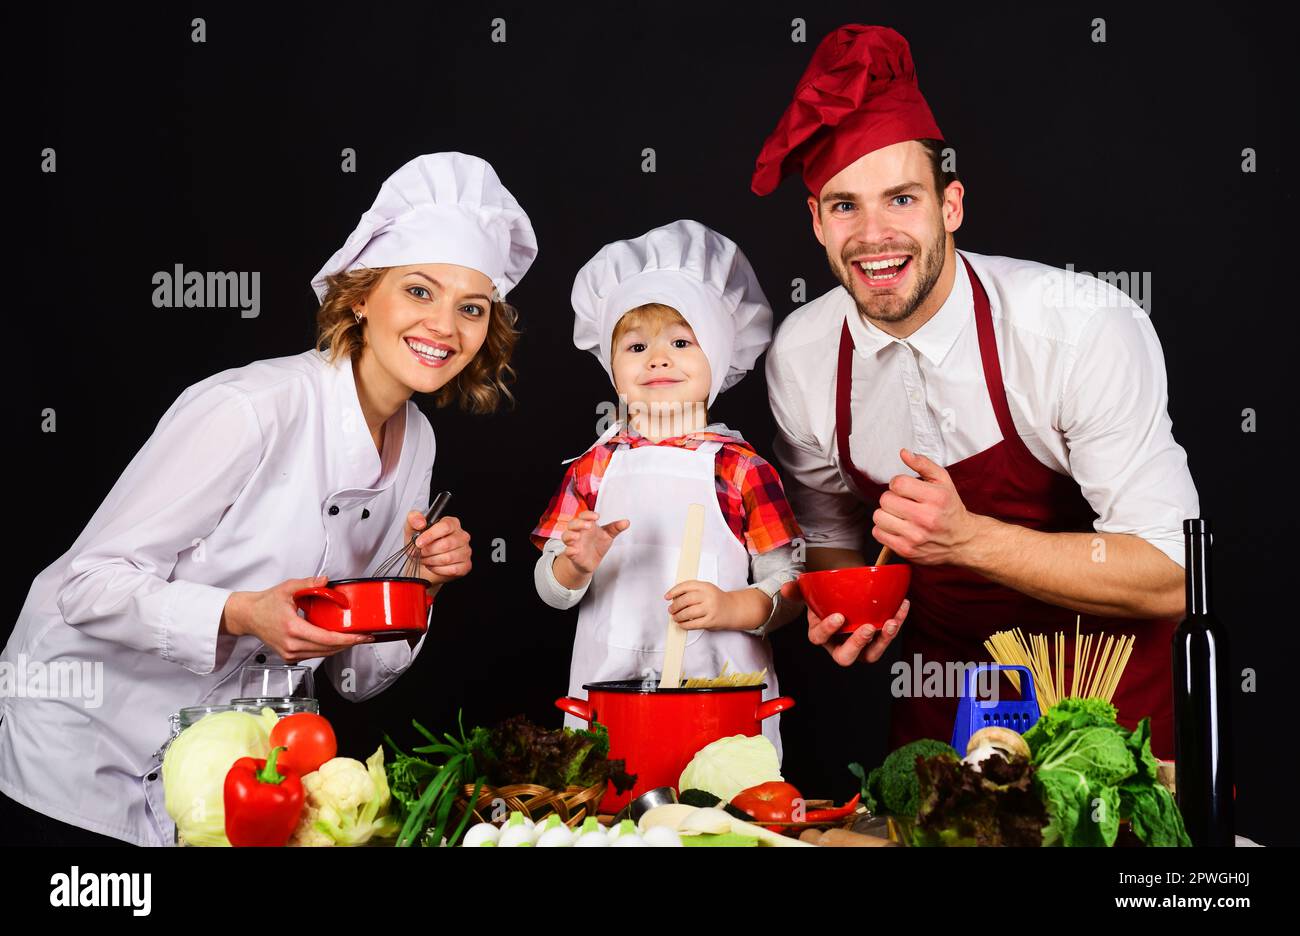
(660, 503, 705, 689)
(873, 545, 892, 567)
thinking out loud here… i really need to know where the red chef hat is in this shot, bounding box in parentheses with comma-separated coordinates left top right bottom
(751, 24, 943, 198)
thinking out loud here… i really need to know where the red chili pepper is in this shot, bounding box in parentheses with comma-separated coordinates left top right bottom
(224, 745, 305, 847)
(803, 793, 862, 823)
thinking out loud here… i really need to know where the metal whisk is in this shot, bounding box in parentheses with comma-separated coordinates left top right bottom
(369, 491, 453, 578)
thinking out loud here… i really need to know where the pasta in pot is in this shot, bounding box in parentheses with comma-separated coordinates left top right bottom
(681, 662, 768, 688)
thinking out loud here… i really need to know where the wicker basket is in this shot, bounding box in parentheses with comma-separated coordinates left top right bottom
(453, 782, 607, 829)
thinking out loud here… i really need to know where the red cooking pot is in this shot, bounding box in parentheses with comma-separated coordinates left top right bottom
(292, 577, 433, 642)
(556, 680, 795, 813)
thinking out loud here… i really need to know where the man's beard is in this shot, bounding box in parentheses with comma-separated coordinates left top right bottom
(831, 226, 947, 326)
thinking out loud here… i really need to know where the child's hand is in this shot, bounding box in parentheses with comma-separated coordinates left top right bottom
(561, 510, 630, 575)
(665, 582, 772, 632)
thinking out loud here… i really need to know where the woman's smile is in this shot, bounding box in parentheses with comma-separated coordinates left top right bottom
(404, 335, 457, 368)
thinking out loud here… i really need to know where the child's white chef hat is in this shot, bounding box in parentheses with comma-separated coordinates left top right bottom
(311, 152, 537, 303)
(571, 219, 773, 405)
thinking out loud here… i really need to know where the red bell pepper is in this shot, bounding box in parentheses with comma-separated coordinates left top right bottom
(224, 745, 305, 847)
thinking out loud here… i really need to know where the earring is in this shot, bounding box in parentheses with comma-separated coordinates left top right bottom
(354, 311, 364, 324)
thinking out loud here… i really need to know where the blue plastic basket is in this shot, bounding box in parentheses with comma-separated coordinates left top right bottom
(950, 663, 1040, 754)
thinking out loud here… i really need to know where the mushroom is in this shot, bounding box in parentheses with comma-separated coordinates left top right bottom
(962, 726, 1030, 769)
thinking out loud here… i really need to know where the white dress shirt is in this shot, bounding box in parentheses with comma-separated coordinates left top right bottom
(765, 249, 1198, 567)
(0, 349, 434, 845)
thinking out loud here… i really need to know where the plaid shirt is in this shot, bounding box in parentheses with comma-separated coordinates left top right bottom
(531, 425, 803, 556)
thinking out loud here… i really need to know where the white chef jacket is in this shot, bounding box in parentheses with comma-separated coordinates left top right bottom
(765, 249, 1199, 567)
(0, 348, 435, 845)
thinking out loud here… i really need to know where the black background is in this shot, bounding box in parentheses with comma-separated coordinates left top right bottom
(5, 3, 1289, 845)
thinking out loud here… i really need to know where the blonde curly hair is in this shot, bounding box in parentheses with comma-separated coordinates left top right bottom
(314, 267, 519, 414)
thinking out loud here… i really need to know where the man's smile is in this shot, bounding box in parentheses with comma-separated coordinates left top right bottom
(850, 253, 913, 289)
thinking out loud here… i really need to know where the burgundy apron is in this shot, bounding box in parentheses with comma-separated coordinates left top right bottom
(834, 253, 1177, 758)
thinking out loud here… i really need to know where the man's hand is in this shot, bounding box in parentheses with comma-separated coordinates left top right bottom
(780, 580, 909, 665)
(873, 448, 983, 566)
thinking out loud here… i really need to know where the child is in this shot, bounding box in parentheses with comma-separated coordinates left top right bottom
(531, 220, 804, 757)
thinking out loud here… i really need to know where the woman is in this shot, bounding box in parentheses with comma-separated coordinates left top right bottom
(0, 152, 537, 845)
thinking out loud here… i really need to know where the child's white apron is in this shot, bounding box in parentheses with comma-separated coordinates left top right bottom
(563, 439, 782, 758)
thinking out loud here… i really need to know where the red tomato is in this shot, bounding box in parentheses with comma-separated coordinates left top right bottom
(268, 713, 337, 775)
(731, 781, 804, 824)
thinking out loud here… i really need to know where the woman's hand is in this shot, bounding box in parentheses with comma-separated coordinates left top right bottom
(665, 582, 772, 632)
(405, 511, 472, 589)
(779, 581, 909, 665)
(220, 576, 374, 663)
(560, 510, 629, 576)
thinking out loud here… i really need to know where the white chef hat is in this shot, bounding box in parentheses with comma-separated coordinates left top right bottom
(310, 152, 537, 303)
(571, 219, 773, 405)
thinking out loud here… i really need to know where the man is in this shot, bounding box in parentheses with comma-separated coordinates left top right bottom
(758, 25, 1197, 757)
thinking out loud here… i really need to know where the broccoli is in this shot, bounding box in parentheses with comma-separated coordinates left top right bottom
(849, 739, 958, 817)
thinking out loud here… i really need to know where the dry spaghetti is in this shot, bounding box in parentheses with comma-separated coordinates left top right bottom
(984, 616, 1135, 715)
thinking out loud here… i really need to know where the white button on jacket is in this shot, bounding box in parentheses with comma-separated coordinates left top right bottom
(0, 348, 435, 845)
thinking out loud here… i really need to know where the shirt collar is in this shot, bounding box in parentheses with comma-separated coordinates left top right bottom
(843, 251, 973, 366)
(611, 420, 742, 446)
(316, 349, 407, 492)
(560, 418, 742, 465)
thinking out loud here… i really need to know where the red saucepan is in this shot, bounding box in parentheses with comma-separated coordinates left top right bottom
(292, 577, 433, 642)
(556, 680, 795, 813)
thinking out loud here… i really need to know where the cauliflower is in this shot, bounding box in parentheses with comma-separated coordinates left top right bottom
(309, 757, 377, 814)
(288, 746, 398, 847)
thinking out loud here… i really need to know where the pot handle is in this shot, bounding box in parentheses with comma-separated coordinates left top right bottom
(756, 696, 795, 721)
(292, 586, 350, 611)
(554, 697, 593, 723)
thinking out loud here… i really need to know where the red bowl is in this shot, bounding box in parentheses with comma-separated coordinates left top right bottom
(797, 565, 911, 635)
(292, 577, 433, 642)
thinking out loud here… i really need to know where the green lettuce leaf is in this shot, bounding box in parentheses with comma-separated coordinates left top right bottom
(1119, 778, 1191, 847)
(1022, 697, 1120, 758)
(1029, 703, 1190, 848)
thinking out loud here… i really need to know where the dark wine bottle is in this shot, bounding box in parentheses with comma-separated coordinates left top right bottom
(1172, 518, 1234, 846)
